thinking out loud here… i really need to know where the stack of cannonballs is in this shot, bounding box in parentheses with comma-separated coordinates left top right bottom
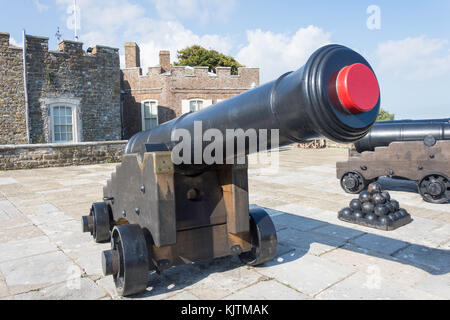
(338, 182, 411, 230)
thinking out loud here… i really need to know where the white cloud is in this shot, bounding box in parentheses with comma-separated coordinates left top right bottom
(55, 0, 233, 71)
(9, 37, 22, 48)
(376, 36, 450, 80)
(236, 26, 332, 83)
(54, 1, 333, 82)
(34, 0, 49, 13)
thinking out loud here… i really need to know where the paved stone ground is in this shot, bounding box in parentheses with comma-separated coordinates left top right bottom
(0, 147, 448, 300)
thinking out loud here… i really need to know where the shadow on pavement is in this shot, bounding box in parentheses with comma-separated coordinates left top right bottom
(378, 176, 419, 193)
(129, 204, 449, 299)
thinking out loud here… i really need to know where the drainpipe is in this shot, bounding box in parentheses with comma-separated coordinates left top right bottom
(22, 29, 31, 144)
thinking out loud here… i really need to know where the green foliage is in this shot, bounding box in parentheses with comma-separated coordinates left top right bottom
(376, 108, 395, 121)
(174, 45, 245, 75)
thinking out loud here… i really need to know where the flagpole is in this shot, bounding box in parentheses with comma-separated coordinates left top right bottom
(74, 0, 79, 41)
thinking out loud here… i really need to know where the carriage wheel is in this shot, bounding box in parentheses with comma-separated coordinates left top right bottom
(340, 171, 367, 194)
(102, 224, 150, 297)
(418, 174, 450, 204)
(82, 202, 111, 243)
(239, 208, 278, 266)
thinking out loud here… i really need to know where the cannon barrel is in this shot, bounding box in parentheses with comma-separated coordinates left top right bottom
(125, 44, 381, 163)
(354, 120, 450, 153)
(375, 118, 450, 125)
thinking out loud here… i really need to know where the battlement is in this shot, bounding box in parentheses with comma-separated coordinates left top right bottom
(123, 42, 259, 82)
(13, 33, 120, 57)
(124, 64, 258, 79)
(0, 32, 11, 47)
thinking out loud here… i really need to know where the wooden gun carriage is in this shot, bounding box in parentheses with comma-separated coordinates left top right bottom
(337, 120, 450, 204)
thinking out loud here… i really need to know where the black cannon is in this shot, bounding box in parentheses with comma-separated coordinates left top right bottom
(354, 120, 450, 153)
(82, 44, 381, 296)
(337, 119, 450, 203)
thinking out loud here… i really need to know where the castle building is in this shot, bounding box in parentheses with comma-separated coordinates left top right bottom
(121, 42, 260, 139)
(0, 32, 121, 145)
(0, 32, 260, 145)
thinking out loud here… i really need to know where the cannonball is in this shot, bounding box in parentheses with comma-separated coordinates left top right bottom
(359, 191, 372, 203)
(366, 213, 376, 221)
(379, 216, 389, 224)
(381, 191, 391, 202)
(385, 202, 395, 213)
(340, 207, 352, 218)
(372, 193, 386, 205)
(349, 199, 362, 211)
(353, 210, 364, 219)
(374, 204, 389, 216)
(387, 213, 396, 221)
(361, 201, 375, 214)
(367, 182, 382, 194)
(393, 211, 403, 220)
(398, 208, 408, 217)
(390, 200, 400, 211)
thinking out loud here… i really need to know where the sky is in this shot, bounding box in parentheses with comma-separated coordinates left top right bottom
(1, 0, 449, 119)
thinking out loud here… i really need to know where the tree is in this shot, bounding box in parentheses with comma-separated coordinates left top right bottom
(174, 45, 245, 75)
(376, 108, 395, 121)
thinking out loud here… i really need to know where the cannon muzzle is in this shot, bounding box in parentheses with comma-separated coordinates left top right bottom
(125, 44, 381, 164)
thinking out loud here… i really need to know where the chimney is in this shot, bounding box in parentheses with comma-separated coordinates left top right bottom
(159, 50, 171, 73)
(124, 42, 140, 68)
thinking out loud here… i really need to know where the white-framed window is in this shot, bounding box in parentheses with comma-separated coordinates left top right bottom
(141, 100, 158, 131)
(190, 99, 203, 112)
(51, 105, 75, 143)
(181, 98, 212, 114)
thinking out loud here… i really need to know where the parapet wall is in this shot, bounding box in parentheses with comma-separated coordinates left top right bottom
(0, 140, 126, 170)
(122, 65, 260, 91)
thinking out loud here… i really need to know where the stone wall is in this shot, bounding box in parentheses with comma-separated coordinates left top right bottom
(121, 44, 260, 139)
(0, 32, 27, 144)
(0, 140, 126, 170)
(0, 32, 121, 145)
(26, 36, 121, 143)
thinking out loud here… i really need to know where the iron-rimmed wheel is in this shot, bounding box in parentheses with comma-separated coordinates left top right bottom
(239, 208, 278, 266)
(90, 202, 111, 243)
(102, 224, 150, 297)
(418, 173, 450, 204)
(340, 171, 367, 194)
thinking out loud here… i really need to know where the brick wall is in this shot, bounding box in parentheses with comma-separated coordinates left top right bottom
(121, 45, 260, 139)
(0, 140, 126, 170)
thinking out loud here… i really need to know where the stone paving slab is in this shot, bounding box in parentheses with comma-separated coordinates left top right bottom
(315, 271, 442, 300)
(167, 290, 200, 300)
(0, 271, 9, 298)
(393, 245, 450, 274)
(349, 233, 410, 256)
(225, 279, 308, 300)
(412, 273, 450, 299)
(0, 147, 448, 300)
(0, 235, 58, 263)
(276, 227, 347, 256)
(0, 251, 82, 295)
(255, 251, 356, 297)
(14, 278, 107, 300)
(0, 224, 44, 243)
(321, 244, 430, 287)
